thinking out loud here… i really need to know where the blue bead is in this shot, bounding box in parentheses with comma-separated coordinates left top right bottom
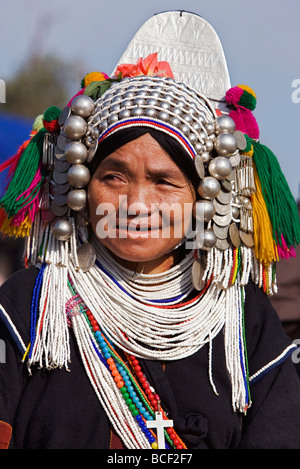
(149, 436, 155, 443)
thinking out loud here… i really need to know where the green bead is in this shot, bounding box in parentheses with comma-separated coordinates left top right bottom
(125, 398, 133, 406)
(128, 403, 136, 412)
(123, 392, 130, 400)
(132, 408, 139, 416)
(120, 387, 127, 394)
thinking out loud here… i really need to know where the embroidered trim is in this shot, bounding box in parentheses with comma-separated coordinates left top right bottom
(0, 304, 27, 356)
(249, 344, 297, 384)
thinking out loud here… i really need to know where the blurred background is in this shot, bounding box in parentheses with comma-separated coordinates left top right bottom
(0, 0, 299, 332)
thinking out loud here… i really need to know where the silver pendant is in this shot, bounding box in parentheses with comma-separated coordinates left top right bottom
(77, 242, 96, 272)
(192, 258, 205, 291)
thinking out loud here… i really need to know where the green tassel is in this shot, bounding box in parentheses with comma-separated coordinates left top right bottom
(0, 128, 46, 218)
(252, 140, 300, 248)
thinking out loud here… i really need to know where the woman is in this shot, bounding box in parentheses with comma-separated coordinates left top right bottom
(0, 63, 300, 450)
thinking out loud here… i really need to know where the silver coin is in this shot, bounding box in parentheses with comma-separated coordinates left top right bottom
(221, 179, 232, 193)
(229, 223, 240, 247)
(213, 223, 229, 240)
(213, 199, 230, 215)
(194, 154, 205, 179)
(86, 139, 98, 163)
(58, 106, 71, 127)
(213, 212, 231, 226)
(54, 192, 67, 207)
(53, 169, 69, 185)
(216, 190, 232, 205)
(191, 259, 205, 291)
(57, 134, 72, 151)
(216, 238, 230, 251)
(239, 230, 254, 248)
(54, 158, 70, 172)
(54, 182, 71, 194)
(229, 151, 241, 167)
(77, 242, 96, 272)
(233, 130, 247, 151)
(51, 201, 68, 216)
(54, 145, 65, 160)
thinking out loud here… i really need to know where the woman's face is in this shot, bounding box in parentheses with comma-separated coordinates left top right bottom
(88, 133, 196, 274)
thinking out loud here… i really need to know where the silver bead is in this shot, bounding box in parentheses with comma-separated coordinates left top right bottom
(232, 206, 240, 218)
(52, 219, 73, 241)
(108, 113, 119, 124)
(215, 115, 236, 134)
(193, 122, 201, 131)
(195, 142, 204, 153)
(68, 164, 91, 188)
(193, 200, 216, 222)
(133, 97, 144, 106)
(189, 133, 197, 143)
(99, 120, 108, 130)
(197, 177, 221, 199)
(64, 141, 88, 164)
(181, 124, 190, 135)
(158, 111, 169, 122)
(208, 157, 232, 180)
(161, 101, 170, 110)
(67, 189, 87, 211)
(196, 230, 217, 250)
(205, 122, 215, 136)
(214, 133, 237, 157)
(63, 115, 87, 140)
(150, 91, 160, 98)
(120, 99, 132, 108)
(205, 140, 214, 152)
(184, 114, 193, 123)
(170, 117, 181, 127)
(146, 98, 157, 106)
(84, 135, 93, 147)
(71, 95, 95, 118)
(131, 107, 143, 117)
(145, 108, 157, 118)
(201, 151, 211, 163)
(91, 128, 100, 139)
(110, 104, 121, 113)
(119, 109, 131, 119)
(172, 107, 182, 116)
(124, 91, 135, 99)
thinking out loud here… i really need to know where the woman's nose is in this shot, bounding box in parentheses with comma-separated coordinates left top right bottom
(121, 185, 153, 217)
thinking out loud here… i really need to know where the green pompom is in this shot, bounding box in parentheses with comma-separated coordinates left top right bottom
(239, 91, 257, 111)
(43, 105, 61, 123)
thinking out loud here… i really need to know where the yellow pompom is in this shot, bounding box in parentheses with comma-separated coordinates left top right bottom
(82, 72, 109, 88)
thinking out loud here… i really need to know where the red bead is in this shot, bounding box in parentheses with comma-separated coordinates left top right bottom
(154, 394, 160, 401)
(93, 325, 100, 331)
(132, 359, 139, 366)
(134, 365, 141, 372)
(139, 376, 146, 383)
(166, 428, 173, 435)
(142, 382, 149, 390)
(145, 388, 152, 395)
(147, 393, 154, 401)
(173, 438, 179, 446)
(136, 371, 143, 379)
(150, 399, 157, 407)
(176, 445, 183, 449)
(169, 432, 176, 440)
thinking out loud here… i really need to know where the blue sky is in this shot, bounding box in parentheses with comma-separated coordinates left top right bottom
(1, 0, 300, 198)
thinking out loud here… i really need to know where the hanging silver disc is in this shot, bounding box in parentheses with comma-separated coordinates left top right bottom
(213, 211, 231, 226)
(216, 238, 229, 251)
(233, 130, 247, 151)
(194, 154, 205, 179)
(58, 106, 71, 127)
(191, 258, 205, 291)
(216, 190, 232, 205)
(229, 223, 240, 247)
(213, 223, 229, 240)
(77, 242, 96, 272)
(239, 230, 254, 247)
(213, 199, 231, 215)
(53, 169, 69, 185)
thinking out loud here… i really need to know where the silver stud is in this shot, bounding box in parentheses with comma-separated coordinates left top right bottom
(119, 109, 131, 119)
(170, 117, 181, 127)
(71, 95, 95, 118)
(52, 219, 73, 241)
(63, 115, 87, 140)
(197, 177, 221, 200)
(158, 111, 169, 121)
(145, 108, 157, 118)
(67, 189, 87, 211)
(208, 157, 232, 180)
(131, 107, 143, 117)
(214, 133, 237, 157)
(67, 164, 91, 188)
(64, 141, 88, 164)
(215, 115, 236, 134)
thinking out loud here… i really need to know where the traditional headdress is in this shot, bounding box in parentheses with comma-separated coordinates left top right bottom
(1, 11, 299, 449)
